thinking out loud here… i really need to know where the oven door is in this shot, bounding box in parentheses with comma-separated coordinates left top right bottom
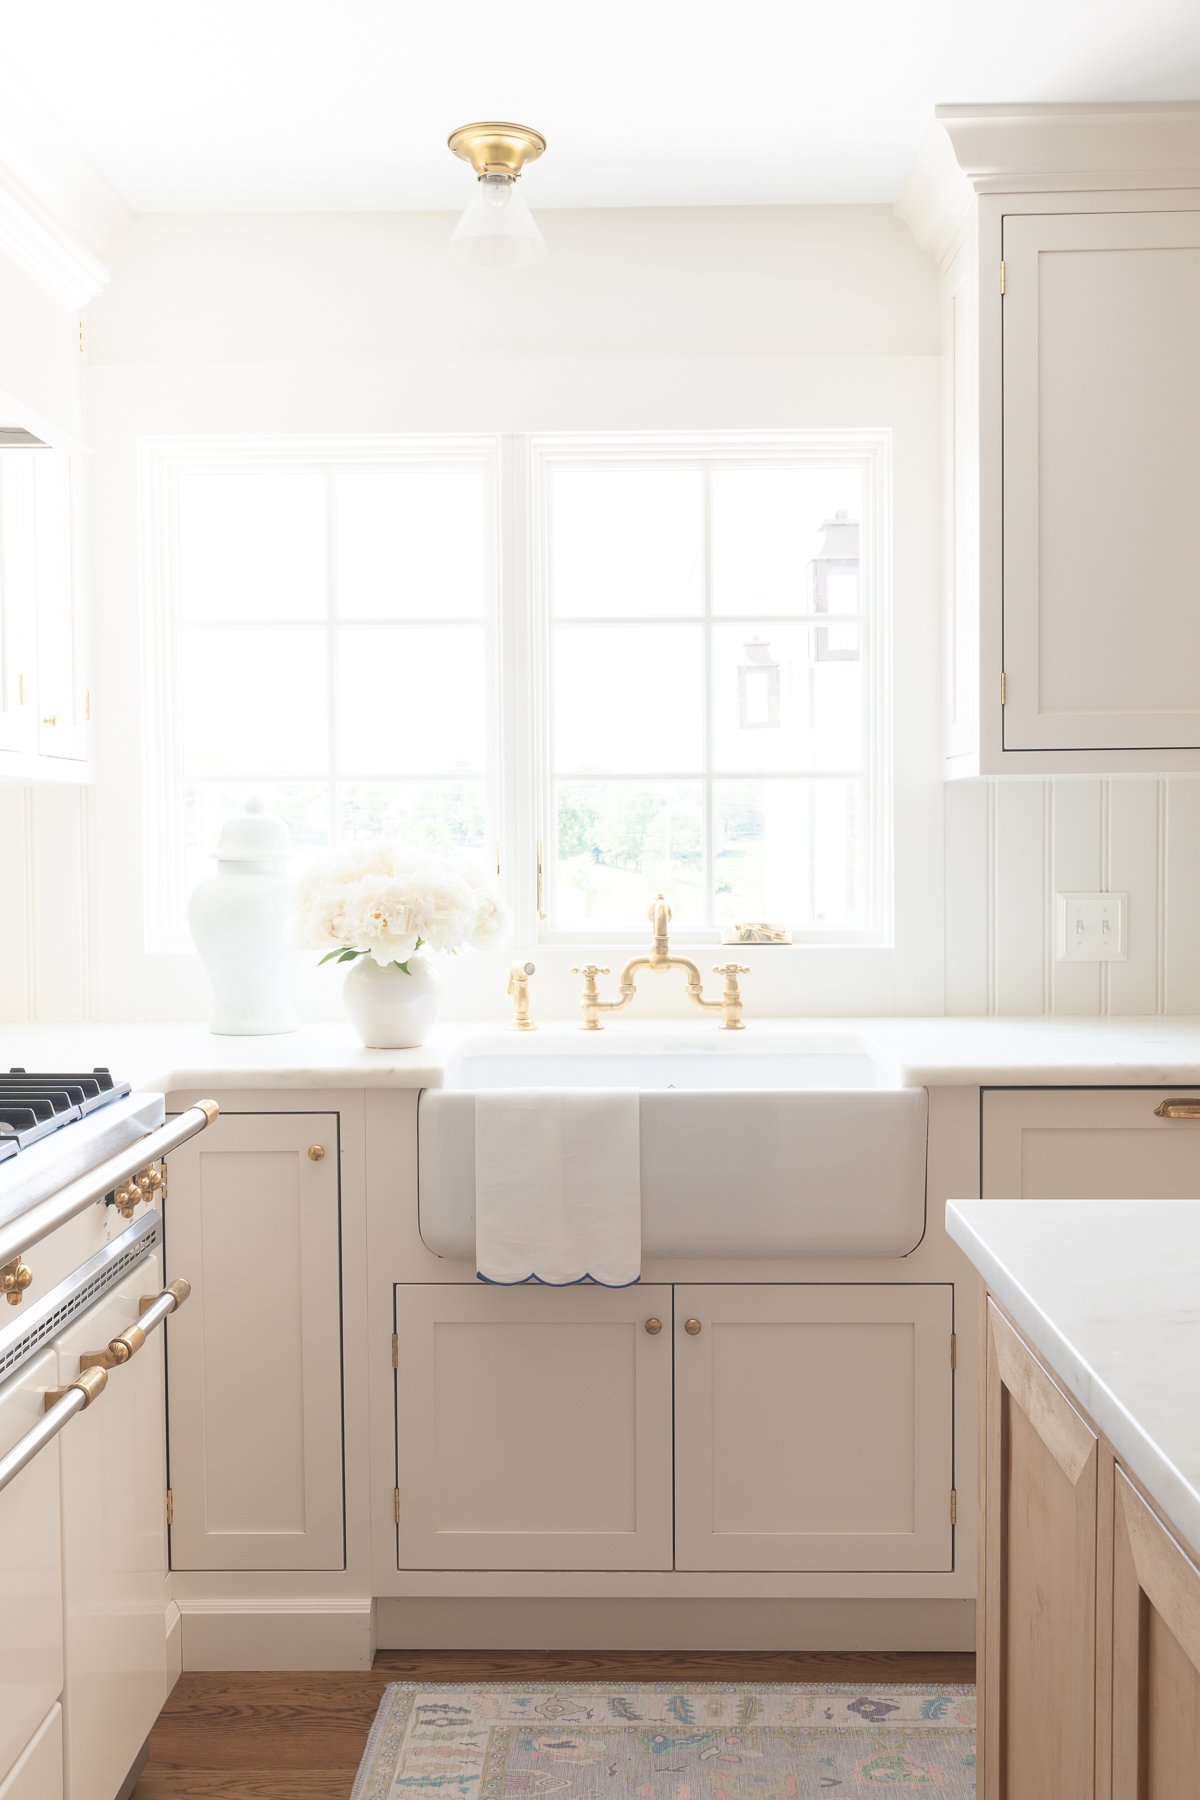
(57, 1253, 169, 1800)
(0, 1348, 63, 1786)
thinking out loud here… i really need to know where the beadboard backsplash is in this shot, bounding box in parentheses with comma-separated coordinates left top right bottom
(4, 776, 1199, 1021)
(945, 777, 1200, 1016)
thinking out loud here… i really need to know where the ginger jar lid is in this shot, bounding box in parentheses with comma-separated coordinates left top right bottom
(213, 797, 292, 863)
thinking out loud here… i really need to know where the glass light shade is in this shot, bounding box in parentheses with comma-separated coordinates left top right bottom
(449, 173, 547, 269)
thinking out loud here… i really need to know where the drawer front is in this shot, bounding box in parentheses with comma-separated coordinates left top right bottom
(984, 1088, 1200, 1200)
(0, 1707, 62, 1800)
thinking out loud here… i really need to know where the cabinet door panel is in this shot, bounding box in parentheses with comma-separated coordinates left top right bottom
(58, 1257, 167, 1800)
(395, 1284, 673, 1571)
(0, 1350, 62, 1781)
(1002, 209, 1200, 752)
(0, 1707, 62, 1800)
(674, 1284, 953, 1573)
(1111, 1468, 1200, 1798)
(0, 451, 35, 757)
(165, 1112, 344, 1571)
(984, 1088, 1200, 1201)
(981, 1301, 1098, 1800)
(33, 449, 88, 762)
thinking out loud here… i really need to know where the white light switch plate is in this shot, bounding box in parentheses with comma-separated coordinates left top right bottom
(1056, 891, 1128, 962)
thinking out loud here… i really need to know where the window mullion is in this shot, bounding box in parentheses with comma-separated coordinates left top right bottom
(324, 465, 340, 848)
(702, 461, 715, 932)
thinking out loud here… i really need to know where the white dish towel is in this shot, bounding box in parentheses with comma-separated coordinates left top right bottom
(474, 1089, 641, 1286)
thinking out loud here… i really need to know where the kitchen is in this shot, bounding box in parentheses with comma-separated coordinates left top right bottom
(1, 6, 1200, 1797)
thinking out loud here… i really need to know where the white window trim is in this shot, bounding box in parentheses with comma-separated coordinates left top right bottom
(139, 434, 504, 953)
(517, 429, 894, 948)
(140, 429, 892, 957)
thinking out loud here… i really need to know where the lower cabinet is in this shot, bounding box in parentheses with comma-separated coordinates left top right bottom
(164, 1110, 345, 1571)
(395, 1281, 955, 1575)
(675, 1284, 954, 1573)
(0, 1350, 62, 1782)
(980, 1297, 1200, 1800)
(0, 1708, 62, 1800)
(394, 1284, 674, 1571)
(57, 1257, 168, 1800)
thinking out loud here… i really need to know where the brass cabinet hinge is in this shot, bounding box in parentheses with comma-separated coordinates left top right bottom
(999, 260, 1006, 296)
(17, 673, 24, 706)
(1000, 671, 1007, 706)
(78, 320, 85, 353)
(393, 1488, 401, 1525)
(950, 1332, 957, 1372)
(950, 1488, 958, 1526)
(391, 1332, 399, 1369)
(166, 1489, 174, 1525)
(85, 689, 91, 722)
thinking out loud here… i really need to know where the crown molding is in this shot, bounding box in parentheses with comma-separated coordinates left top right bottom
(896, 103, 1200, 264)
(0, 158, 110, 310)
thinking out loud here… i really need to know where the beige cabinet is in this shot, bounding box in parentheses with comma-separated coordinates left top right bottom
(984, 1087, 1200, 1201)
(57, 1256, 169, 1800)
(1001, 210, 1200, 755)
(0, 439, 90, 781)
(164, 1111, 345, 1572)
(674, 1284, 955, 1573)
(394, 1283, 674, 1572)
(0, 1709, 62, 1800)
(979, 1300, 1099, 1799)
(1111, 1468, 1200, 1796)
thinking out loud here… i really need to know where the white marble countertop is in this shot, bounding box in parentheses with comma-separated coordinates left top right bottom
(948, 1197, 1200, 1560)
(1, 1014, 1199, 1093)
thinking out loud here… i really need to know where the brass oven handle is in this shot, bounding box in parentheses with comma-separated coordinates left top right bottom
(0, 1368, 109, 1496)
(1154, 1100, 1200, 1120)
(78, 1278, 192, 1372)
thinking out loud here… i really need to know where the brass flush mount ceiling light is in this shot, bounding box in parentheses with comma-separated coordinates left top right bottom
(447, 121, 548, 269)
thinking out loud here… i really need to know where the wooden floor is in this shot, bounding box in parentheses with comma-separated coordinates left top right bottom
(131, 1648, 975, 1799)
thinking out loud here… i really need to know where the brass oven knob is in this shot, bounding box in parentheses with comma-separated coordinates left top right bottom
(684, 1317, 702, 1336)
(308, 1144, 326, 1162)
(644, 1317, 662, 1335)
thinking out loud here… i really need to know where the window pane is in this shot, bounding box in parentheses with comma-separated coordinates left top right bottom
(555, 781, 706, 928)
(549, 466, 702, 617)
(334, 466, 487, 618)
(177, 469, 326, 621)
(337, 780, 487, 851)
(711, 623, 863, 773)
(554, 625, 704, 773)
(711, 467, 863, 615)
(337, 626, 486, 774)
(181, 627, 328, 775)
(184, 780, 330, 900)
(714, 779, 866, 931)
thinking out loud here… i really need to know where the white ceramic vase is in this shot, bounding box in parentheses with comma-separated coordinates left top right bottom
(187, 798, 297, 1036)
(342, 953, 441, 1049)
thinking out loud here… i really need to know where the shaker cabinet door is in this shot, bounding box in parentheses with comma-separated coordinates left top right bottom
(394, 1283, 674, 1571)
(164, 1111, 345, 1571)
(979, 1300, 1099, 1800)
(1002, 208, 1200, 753)
(673, 1284, 954, 1573)
(1110, 1468, 1200, 1799)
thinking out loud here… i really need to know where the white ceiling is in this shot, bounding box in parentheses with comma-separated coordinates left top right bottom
(2, 0, 1199, 212)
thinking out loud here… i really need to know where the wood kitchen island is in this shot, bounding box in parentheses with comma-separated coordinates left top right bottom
(948, 1196, 1200, 1799)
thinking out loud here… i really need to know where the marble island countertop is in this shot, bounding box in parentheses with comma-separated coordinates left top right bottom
(0, 1013, 1198, 1092)
(948, 1197, 1200, 1561)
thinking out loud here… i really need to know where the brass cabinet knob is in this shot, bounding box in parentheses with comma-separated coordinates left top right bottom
(644, 1317, 662, 1335)
(41, 714, 57, 727)
(684, 1317, 702, 1336)
(307, 1144, 326, 1162)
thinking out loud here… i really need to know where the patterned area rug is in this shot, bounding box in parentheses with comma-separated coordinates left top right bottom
(351, 1682, 976, 1797)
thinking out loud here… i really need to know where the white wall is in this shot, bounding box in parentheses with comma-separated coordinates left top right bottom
(0, 203, 947, 1025)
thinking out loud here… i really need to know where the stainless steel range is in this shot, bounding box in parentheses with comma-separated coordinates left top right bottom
(0, 1071, 216, 1800)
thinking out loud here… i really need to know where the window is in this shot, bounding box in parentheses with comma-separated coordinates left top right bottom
(533, 434, 890, 941)
(143, 431, 889, 950)
(142, 441, 498, 949)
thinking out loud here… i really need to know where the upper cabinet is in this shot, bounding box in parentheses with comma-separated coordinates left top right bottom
(0, 434, 91, 780)
(902, 104, 1200, 775)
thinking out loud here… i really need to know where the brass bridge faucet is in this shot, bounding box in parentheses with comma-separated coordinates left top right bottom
(572, 895, 749, 1032)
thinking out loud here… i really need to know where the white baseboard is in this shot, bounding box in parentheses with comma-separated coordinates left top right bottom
(180, 1598, 375, 1670)
(375, 1597, 975, 1653)
(165, 1600, 183, 1692)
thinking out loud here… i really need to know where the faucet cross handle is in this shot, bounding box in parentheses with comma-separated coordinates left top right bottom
(571, 964, 611, 980)
(712, 962, 750, 1033)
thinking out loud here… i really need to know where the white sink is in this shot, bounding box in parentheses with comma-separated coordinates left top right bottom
(418, 1031, 928, 1261)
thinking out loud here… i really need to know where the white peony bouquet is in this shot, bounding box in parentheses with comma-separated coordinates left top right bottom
(293, 844, 510, 972)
